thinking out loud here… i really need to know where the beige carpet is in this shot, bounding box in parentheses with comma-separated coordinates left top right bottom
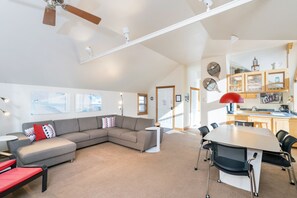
(6, 130, 297, 198)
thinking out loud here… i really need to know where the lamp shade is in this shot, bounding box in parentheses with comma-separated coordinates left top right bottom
(220, 92, 244, 103)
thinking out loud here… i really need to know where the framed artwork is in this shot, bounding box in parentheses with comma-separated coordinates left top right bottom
(31, 92, 69, 115)
(176, 94, 181, 102)
(76, 94, 102, 112)
(260, 93, 283, 104)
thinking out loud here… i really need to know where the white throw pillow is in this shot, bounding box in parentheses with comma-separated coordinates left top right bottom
(24, 127, 36, 142)
(102, 117, 115, 128)
(102, 117, 108, 128)
(106, 117, 116, 128)
(42, 124, 56, 139)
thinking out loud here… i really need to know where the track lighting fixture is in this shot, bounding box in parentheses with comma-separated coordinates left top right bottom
(0, 97, 9, 103)
(0, 109, 10, 116)
(0, 96, 10, 116)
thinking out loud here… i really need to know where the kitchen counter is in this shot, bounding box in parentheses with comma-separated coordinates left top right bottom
(232, 110, 297, 118)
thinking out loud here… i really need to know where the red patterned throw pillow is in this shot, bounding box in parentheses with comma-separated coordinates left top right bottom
(33, 124, 47, 141)
(32, 124, 56, 141)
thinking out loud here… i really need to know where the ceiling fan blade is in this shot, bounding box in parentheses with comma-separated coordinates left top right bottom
(43, 7, 56, 26)
(63, 4, 101, 25)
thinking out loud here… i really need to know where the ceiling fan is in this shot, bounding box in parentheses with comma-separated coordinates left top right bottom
(42, 0, 101, 26)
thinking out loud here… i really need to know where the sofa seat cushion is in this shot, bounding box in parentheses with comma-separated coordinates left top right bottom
(84, 129, 108, 139)
(17, 137, 76, 164)
(120, 132, 137, 143)
(59, 132, 90, 143)
(107, 128, 130, 138)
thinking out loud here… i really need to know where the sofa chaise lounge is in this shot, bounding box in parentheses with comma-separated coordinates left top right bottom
(7, 115, 162, 167)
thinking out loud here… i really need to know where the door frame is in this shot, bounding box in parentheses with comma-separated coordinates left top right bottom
(190, 87, 200, 127)
(156, 85, 175, 129)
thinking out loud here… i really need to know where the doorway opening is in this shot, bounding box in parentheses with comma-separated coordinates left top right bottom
(190, 87, 200, 128)
(156, 86, 175, 132)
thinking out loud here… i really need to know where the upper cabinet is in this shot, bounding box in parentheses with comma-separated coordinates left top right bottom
(227, 73, 244, 93)
(227, 69, 289, 93)
(245, 71, 265, 93)
(265, 69, 289, 92)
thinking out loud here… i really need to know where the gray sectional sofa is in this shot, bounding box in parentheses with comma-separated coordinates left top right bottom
(7, 115, 162, 167)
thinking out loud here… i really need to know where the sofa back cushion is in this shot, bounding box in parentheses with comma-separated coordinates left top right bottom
(78, 117, 98, 131)
(122, 117, 137, 130)
(135, 118, 154, 131)
(22, 120, 54, 132)
(54, 119, 79, 135)
(115, 115, 124, 128)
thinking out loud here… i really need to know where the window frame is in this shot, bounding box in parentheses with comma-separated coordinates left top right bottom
(137, 93, 148, 115)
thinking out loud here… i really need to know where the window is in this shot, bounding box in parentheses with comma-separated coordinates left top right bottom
(137, 93, 148, 115)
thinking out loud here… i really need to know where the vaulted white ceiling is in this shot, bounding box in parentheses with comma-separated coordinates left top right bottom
(0, 0, 296, 92)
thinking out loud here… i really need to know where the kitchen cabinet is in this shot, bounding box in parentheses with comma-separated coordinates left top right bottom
(239, 93, 257, 99)
(273, 118, 289, 134)
(226, 114, 249, 125)
(227, 69, 289, 94)
(245, 71, 265, 92)
(227, 73, 244, 93)
(265, 69, 289, 92)
(288, 118, 297, 147)
(248, 116, 273, 131)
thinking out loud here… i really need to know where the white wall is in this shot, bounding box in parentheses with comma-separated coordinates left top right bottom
(184, 61, 202, 128)
(230, 46, 287, 71)
(201, 56, 227, 127)
(0, 83, 141, 150)
(148, 65, 186, 129)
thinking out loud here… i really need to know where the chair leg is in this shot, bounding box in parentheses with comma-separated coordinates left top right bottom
(248, 170, 254, 198)
(251, 169, 258, 197)
(194, 146, 202, 170)
(204, 149, 209, 161)
(286, 167, 295, 185)
(289, 165, 297, 190)
(206, 161, 211, 198)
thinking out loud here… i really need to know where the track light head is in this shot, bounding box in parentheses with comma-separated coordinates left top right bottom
(0, 97, 9, 103)
(0, 109, 10, 116)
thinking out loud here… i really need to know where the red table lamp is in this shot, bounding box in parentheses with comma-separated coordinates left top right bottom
(220, 92, 244, 114)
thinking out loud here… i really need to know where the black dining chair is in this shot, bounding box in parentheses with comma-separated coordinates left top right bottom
(210, 123, 219, 129)
(275, 130, 289, 145)
(262, 135, 297, 188)
(194, 126, 211, 171)
(235, 121, 254, 127)
(206, 142, 258, 198)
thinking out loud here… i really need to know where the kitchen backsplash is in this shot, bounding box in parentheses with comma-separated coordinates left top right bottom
(238, 92, 293, 111)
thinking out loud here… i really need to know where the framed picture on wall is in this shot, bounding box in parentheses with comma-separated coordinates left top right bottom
(75, 94, 102, 112)
(260, 93, 283, 104)
(31, 91, 69, 115)
(176, 95, 181, 102)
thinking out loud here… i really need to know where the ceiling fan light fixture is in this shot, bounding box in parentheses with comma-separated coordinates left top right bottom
(42, 0, 101, 26)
